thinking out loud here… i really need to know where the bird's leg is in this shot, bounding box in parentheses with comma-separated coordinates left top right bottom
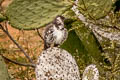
(44, 41, 49, 50)
(50, 43, 55, 48)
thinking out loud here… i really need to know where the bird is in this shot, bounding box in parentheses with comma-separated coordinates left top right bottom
(43, 15, 68, 49)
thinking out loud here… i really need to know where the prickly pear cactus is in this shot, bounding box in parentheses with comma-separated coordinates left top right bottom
(77, 0, 113, 19)
(6, 0, 72, 30)
(82, 64, 99, 80)
(0, 56, 11, 80)
(35, 47, 80, 80)
(72, 21, 103, 62)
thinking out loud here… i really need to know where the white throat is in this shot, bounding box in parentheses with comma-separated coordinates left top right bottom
(53, 25, 64, 44)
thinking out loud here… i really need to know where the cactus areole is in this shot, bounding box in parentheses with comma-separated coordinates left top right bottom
(6, 0, 72, 30)
(35, 47, 80, 80)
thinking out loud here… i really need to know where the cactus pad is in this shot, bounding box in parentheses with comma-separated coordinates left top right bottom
(0, 56, 11, 80)
(82, 64, 99, 80)
(6, 0, 71, 30)
(78, 0, 113, 19)
(35, 47, 80, 80)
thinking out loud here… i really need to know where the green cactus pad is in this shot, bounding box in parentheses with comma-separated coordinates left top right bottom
(72, 21, 103, 62)
(0, 56, 11, 80)
(78, 0, 113, 19)
(6, 0, 72, 30)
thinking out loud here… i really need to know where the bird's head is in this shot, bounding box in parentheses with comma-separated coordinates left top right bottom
(53, 15, 65, 26)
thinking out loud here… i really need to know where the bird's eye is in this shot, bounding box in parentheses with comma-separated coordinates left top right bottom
(60, 27, 64, 30)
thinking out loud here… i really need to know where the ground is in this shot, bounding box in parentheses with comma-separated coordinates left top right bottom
(0, 22, 44, 80)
